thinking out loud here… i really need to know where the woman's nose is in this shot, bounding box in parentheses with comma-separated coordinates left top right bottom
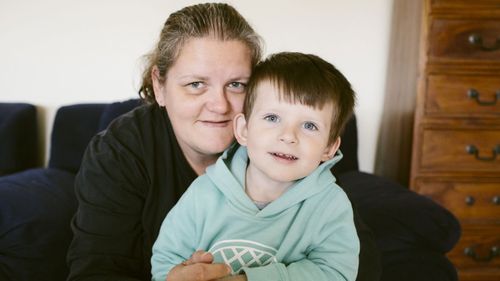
(206, 88, 229, 114)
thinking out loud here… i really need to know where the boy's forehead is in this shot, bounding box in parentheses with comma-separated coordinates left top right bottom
(255, 79, 279, 93)
(253, 79, 333, 110)
(252, 80, 287, 105)
(254, 79, 275, 91)
(253, 82, 334, 115)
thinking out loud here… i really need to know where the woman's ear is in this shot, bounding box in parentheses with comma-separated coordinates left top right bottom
(151, 66, 166, 106)
(321, 137, 341, 162)
(233, 113, 249, 146)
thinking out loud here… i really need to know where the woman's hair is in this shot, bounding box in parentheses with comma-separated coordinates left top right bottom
(243, 52, 356, 144)
(139, 3, 263, 103)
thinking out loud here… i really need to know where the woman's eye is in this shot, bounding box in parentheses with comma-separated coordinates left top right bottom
(264, 114, 279, 123)
(303, 122, 318, 131)
(228, 82, 246, 93)
(188, 82, 204, 89)
(228, 82, 245, 88)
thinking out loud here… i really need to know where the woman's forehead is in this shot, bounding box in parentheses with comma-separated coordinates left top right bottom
(168, 37, 252, 78)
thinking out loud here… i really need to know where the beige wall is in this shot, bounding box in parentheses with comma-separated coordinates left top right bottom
(0, 0, 393, 172)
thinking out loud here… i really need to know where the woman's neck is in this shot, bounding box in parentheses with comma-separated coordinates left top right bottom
(187, 154, 219, 176)
(178, 143, 220, 176)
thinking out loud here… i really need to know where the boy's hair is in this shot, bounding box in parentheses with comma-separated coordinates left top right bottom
(244, 52, 356, 144)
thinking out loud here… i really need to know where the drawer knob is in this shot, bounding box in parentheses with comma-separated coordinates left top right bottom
(468, 33, 500, 52)
(464, 245, 499, 262)
(465, 196, 475, 206)
(467, 89, 500, 106)
(493, 196, 500, 205)
(465, 144, 500, 161)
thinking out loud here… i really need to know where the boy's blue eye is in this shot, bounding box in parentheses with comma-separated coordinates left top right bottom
(264, 114, 279, 123)
(303, 122, 318, 131)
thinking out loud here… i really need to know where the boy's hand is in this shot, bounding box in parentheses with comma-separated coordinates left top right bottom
(166, 250, 232, 281)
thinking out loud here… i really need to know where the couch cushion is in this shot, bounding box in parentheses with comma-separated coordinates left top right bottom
(333, 115, 359, 176)
(338, 171, 461, 254)
(48, 104, 107, 173)
(48, 100, 142, 173)
(0, 103, 38, 176)
(0, 168, 76, 281)
(98, 99, 142, 131)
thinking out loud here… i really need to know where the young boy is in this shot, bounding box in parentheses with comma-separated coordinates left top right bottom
(151, 52, 359, 281)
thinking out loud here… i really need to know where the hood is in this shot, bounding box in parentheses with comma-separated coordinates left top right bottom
(206, 144, 343, 218)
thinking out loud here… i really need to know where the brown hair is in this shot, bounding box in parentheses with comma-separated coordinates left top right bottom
(244, 52, 356, 143)
(139, 3, 263, 103)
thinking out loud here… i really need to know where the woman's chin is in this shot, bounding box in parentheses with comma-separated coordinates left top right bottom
(200, 139, 234, 155)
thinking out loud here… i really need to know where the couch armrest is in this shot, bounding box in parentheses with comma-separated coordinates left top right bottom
(0, 168, 76, 281)
(381, 249, 458, 281)
(338, 171, 461, 254)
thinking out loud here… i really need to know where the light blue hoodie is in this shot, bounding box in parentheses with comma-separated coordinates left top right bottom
(151, 144, 359, 281)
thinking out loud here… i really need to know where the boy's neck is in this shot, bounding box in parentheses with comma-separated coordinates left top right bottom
(244, 163, 294, 204)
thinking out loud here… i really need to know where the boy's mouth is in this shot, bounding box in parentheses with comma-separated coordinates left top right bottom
(270, 152, 298, 160)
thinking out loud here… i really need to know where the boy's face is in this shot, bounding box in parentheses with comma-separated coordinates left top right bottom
(234, 80, 340, 184)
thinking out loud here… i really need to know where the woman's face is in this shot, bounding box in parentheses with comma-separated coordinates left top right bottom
(153, 37, 252, 165)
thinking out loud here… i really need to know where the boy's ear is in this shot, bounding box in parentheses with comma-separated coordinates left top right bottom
(321, 137, 341, 162)
(233, 113, 249, 146)
(151, 66, 166, 106)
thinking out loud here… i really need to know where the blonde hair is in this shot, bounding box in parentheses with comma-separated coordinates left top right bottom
(139, 3, 263, 103)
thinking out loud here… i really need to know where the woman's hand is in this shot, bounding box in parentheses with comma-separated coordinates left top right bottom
(217, 275, 248, 281)
(166, 250, 231, 281)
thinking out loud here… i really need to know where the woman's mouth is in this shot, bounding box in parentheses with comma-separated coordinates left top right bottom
(200, 120, 230, 127)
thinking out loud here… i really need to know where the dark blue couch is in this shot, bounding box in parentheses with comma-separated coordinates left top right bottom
(0, 103, 38, 176)
(0, 99, 461, 281)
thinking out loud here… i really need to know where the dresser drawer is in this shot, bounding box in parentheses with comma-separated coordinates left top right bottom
(428, 18, 500, 62)
(430, 0, 500, 11)
(426, 75, 500, 116)
(420, 129, 500, 172)
(414, 179, 500, 221)
(448, 225, 500, 270)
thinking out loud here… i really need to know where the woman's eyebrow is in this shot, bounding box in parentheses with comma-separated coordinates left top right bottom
(229, 75, 250, 81)
(177, 74, 209, 80)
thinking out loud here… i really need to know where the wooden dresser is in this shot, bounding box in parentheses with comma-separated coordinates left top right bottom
(410, 0, 500, 280)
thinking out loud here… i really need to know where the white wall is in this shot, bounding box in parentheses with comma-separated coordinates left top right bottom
(0, 0, 393, 172)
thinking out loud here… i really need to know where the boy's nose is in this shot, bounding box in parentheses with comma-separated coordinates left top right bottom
(279, 126, 298, 144)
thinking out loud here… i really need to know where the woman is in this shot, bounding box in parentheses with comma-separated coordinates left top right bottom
(67, 3, 380, 281)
